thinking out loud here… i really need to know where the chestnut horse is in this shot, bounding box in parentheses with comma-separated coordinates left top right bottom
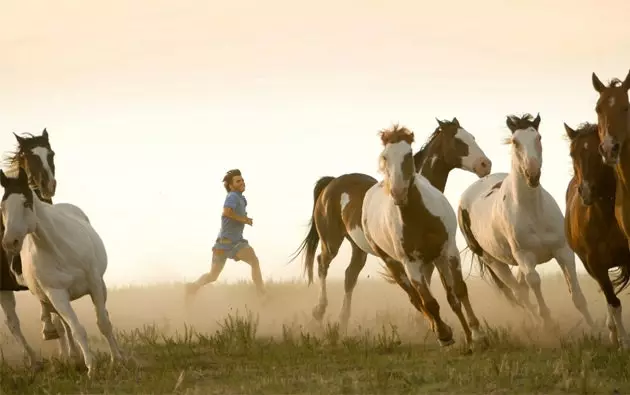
(592, 70, 630, 245)
(290, 118, 492, 332)
(564, 121, 630, 348)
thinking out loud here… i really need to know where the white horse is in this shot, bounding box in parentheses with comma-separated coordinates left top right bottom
(361, 125, 486, 349)
(0, 167, 122, 376)
(457, 113, 594, 328)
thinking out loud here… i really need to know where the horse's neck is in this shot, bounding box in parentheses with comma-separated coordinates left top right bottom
(616, 143, 630, 192)
(32, 188, 52, 205)
(508, 163, 542, 210)
(29, 198, 60, 252)
(420, 157, 452, 193)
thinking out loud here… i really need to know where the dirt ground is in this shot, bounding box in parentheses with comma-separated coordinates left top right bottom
(1, 270, 625, 362)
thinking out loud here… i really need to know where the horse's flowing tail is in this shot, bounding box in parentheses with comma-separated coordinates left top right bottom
(611, 265, 630, 295)
(289, 176, 336, 285)
(457, 206, 522, 308)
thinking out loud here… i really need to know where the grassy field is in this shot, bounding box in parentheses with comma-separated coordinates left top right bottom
(1, 274, 630, 394)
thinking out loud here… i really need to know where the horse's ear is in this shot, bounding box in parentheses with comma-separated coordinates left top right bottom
(532, 113, 541, 130)
(452, 117, 460, 127)
(622, 69, 630, 91)
(0, 170, 7, 188)
(435, 118, 444, 128)
(42, 128, 49, 140)
(13, 133, 25, 146)
(592, 72, 605, 93)
(564, 123, 577, 140)
(506, 116, 517, 134)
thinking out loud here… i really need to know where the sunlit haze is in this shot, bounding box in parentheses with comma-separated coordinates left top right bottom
(2, 0, 629, 286)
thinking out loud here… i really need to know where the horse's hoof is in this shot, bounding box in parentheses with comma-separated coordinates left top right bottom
(438, 337, 455, 347)
(312, 306, 325, 322)
(43, 329, 60, 340)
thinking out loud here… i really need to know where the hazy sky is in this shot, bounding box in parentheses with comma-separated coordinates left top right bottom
(1, 0, 629, 286)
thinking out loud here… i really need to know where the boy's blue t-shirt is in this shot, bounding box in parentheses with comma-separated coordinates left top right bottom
(217, 191, 247, 242)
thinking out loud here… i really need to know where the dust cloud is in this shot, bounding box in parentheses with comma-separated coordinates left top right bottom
(2, 272, 628, 364)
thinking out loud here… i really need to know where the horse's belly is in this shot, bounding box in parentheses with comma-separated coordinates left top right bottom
(346, 226, 376, 255)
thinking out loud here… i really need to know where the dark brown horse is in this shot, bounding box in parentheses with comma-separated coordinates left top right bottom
(564, 121, 630, 348)
(290, 118, 492, 337)
(0, 129, 62, 369)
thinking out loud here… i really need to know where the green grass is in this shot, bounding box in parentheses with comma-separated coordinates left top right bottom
(2, 308, 630, 395)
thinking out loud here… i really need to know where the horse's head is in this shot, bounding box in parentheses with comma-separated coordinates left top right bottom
(378, 124, 416, 206)
(505, 113, 542, 188)
(565, 122, 614, 206)
(420, 118, 492, 177)
(0, 167, 36, 255)
(8, 129, 57, 200)
(591, 70, 630, 165)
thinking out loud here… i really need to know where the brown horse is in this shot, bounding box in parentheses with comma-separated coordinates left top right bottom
(564, 121, 630, 348)
(290, 118, 492, 334)
(592, 70, 630, 242)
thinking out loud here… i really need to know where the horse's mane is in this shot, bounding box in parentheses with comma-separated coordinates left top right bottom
(502, 113, 538, 145)
(607, 78, 624, 88)
(413, 119, 456, 169)
(574, 122, 598, 136)
(379, 123, 414, 145)
(2, 133, 39, 178)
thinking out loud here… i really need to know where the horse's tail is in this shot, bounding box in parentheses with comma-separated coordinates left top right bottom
(378, 263, 399, 284)
(611, 265, 630, 296)
(289, 176, 336, 285)
(457, 205, 522, 308)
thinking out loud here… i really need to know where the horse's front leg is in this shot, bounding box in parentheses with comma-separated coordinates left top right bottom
(0, 291, 42, 370)
(512, 249, 553, 327)
(554, 245, 595, 328)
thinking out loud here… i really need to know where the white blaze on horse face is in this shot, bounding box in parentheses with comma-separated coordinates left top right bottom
(455, 128, 492, 177)
(1, 194, 36, 253)
(512, 127, 542, 179)
(31, 146, 56, 194)
(380, 141, 412, 201)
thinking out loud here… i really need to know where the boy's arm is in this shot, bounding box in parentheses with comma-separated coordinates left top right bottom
(222, 193, 252, 225)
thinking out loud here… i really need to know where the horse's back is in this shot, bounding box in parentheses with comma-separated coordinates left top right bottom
(54, 203, 90, 224)
(318, 172, 378, 228)
(459, 173, 509, 209)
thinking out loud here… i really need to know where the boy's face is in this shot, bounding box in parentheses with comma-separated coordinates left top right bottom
(230, 175, 245, 192)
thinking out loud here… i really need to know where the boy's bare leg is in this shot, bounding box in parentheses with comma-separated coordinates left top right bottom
(235, 246, 266, 295)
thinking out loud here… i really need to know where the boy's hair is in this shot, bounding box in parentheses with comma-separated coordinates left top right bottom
(223, 169, 242, 192)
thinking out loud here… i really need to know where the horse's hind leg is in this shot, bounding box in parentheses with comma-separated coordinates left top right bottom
(338, 243, 367, 331)
(590, 262, 630, 348)
(447, 255, 487, 346)
(45, 288, 94, 376)
(90, 277, 123, 362)
(485, 256, 537, 316)
(40, 301, 61, 340)
(312, 235, 343, 322)
(0, 291, 41, 370)
(554, 245, 594, 328)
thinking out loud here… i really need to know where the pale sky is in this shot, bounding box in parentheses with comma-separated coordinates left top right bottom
(1, 0, 629, 286)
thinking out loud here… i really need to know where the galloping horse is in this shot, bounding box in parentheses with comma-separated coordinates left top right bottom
(0, 167, 122, 377)
(592, 70, 630, 244)
(291, 118, 492, 331)
(458, 113, 594, 329)
(361, 125, 486, 348)
(564, 121, 630, 348)
(0, 129, 63, 369)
